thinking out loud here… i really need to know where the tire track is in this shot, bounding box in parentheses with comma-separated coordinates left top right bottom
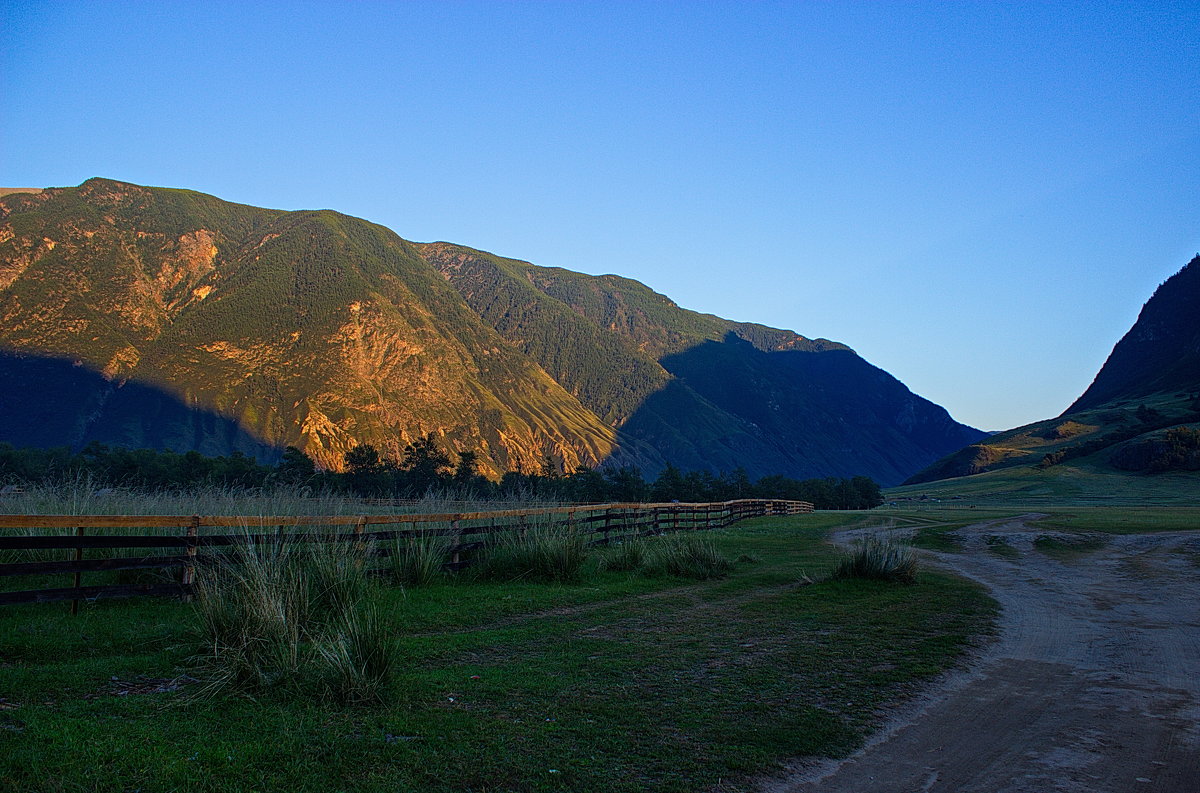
(763, 516, 1200, 793)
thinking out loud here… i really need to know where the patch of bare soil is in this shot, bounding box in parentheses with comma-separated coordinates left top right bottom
(763, 515, 1200, 793)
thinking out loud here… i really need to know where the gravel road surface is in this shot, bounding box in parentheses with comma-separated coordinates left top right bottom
(765, 515, 1200, 793)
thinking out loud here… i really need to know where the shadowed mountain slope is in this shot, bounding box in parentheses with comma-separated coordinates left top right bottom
(2, 178, 982, 483)
(904, 255, 1200, 485)
(417, 243, 984, 483)
(1067, 255, 1200, 413)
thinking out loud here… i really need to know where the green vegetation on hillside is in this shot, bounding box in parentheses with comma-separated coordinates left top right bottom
(905, 390, 1200, 486)
(0, 179, 981, 485)
(420, 242, 984, 484)
(1109, 425, 1200, 472)
(888, 453, 1200, 509)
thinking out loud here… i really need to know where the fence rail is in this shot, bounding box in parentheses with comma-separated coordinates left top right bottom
(0, 499, 812, 608)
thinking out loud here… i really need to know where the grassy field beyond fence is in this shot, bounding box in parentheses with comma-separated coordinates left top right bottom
(0, 512, 996, 793)
(0, 498, 811, 607)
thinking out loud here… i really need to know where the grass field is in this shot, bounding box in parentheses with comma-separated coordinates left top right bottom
(5, 464, 1194, 793)
(0, 513, 997, 793)
(888, 455, 1200, 508)
(1030, 507, 1200, 534)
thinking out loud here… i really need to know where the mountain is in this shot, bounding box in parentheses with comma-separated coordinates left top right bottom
(0, 178, 983, 484)
(1066, 256, 1200, 413)
(418, 242, 984, 482)
(904, 255, 1200, 485)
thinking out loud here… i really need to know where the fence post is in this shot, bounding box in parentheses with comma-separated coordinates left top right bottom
(450, 518, 462, 568)
(353, 515, 368, 571)
(181, 515, 200, 603)
(70, 526, 84, 616)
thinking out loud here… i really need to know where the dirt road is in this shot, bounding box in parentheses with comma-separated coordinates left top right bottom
(765, 515, 1200, 793)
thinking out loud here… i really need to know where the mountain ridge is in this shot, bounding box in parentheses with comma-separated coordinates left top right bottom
(1, 178, 983, 484)
(1065, 256, 1200, 414)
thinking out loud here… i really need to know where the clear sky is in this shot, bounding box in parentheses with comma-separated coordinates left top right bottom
(2, 1, 1197, 431)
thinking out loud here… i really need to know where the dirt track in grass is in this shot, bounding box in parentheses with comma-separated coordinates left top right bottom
(763, 514, 1200, 793)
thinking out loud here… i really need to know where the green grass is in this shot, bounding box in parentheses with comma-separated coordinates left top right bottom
(887, 455, 1200, 508)
(1032, 534, 1109, 560)
(0, 515, 997, 792)
(389, 531, 453, 588)
(190, 535, 395, 703)
(984, 535, 1020, 559)
(910, 526, 964, 553)
(1030, 507, 1200, 534)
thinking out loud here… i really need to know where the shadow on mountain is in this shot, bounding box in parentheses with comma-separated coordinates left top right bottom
(0, 351, 282, 463)
(609, 332, 985, 486)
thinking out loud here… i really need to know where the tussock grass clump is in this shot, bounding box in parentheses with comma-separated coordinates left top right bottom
(470, 524, 590, 584)
(598, 538, 647, 572)
(390, 530, 452, 587)
(832, 537, 918, 584)
(313, 604, 395, 704)
(191, 534, 395, 703)
(643, 532, 733, 580)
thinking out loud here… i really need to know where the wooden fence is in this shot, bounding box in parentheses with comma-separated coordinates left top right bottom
(0, 499, 812, 608)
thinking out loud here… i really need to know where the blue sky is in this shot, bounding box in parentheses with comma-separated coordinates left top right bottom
(3, 1, 1197, 431)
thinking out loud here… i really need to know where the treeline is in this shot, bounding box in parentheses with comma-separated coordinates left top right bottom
(0, 438, 883, 510)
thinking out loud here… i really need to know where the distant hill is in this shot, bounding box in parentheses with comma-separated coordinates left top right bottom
(0, 178, 983, 484)
(905, 255, 1200, 486)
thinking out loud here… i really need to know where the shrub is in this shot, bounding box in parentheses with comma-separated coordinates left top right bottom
(831, 537, 917, 584)
(1110, 426, 1200, 472)
(643, 532, 733, 580)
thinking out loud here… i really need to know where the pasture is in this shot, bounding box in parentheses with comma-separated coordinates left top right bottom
(1, 498, 993, 793)
(6, 470, 1193, 792)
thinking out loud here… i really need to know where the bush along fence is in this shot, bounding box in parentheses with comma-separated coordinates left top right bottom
(0, 498, 812, 609)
